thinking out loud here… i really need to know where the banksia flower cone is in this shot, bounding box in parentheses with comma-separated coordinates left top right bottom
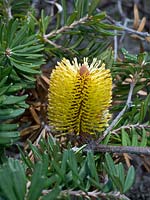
(48, 58, 112, 135)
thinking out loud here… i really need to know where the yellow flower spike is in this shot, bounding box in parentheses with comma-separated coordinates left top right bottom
(48, 57, 112, 135)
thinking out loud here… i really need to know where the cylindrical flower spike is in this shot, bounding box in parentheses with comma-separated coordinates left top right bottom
(48, 58, 112, 135)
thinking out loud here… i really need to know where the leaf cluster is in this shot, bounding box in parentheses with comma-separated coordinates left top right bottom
(0, 18, 44, 146)
(0, 135, 135, 200)
(103, 49, 150, 147)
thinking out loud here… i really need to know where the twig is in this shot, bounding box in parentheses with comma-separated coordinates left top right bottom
(111, 123, 150, 135)
(120, 18, 129, 43)
(114, 30, 118, 61)
(97, 81, 135, 143)
(42, 189, 130, 200)
(117, 0, 129, 43)
(117, 0, 126, 19)
(4, 0, 12, 20)
(106, 14, 150, 39)
(118, 23, 150, 38)
(44, 15, 88, 38)
(88, 144, 150, 156)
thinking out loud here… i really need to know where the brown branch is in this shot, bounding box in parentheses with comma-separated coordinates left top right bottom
(111, 124, 150, 135)
(97, 81, 135, 143)
(42, 189, 130, 200)
(44, 15, 88, 38)
(88, 144, 150, 156)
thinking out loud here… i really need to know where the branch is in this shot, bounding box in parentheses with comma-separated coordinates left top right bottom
(42, 189, 130, 200)
(111, 123, 150, 135)
(87, 144, 150, 156)
(43, 37, 73, 54)
(97, 81, 135, 143)
(44, 15, 88, 38)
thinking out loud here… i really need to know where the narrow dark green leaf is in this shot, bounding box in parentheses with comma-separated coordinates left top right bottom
(2, 95, 27, 105)
(0, 108, 25, 120)
(61, 0, 67, 24)
(123, 166, 135, 193)
(27, 162, 46, 200)
(87, 151, 99, 183)
(0, 123, 18, 131)
(105, 153, 116, 175)
(67, 11, 78, 25)
(131, 128, 138, 146)
(140, 128, 147, 147)
(88, 0, 100, 15)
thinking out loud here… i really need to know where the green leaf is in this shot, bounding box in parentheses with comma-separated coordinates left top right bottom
(105, 153, 116, 175)
(88, 0, 100, 15)
(27, 162, 47, 200)
(11, 61, 41, 74)
(118, 163, 125, 187)
(121, 48, 137, 63)
(137, 52, 147, 64)
(0, 108, 25, 120)
(139, 102, 145, 123)
(7, 20, 19, 46)
(0, 123, 19, 131)
(111, 175, 124, 192)
(0, 84, 12, 96)
(41, 10, 51, 34)
(87, 151, 99, 183)
(11, 37, 42, 51)
(7, 83, 27, 93)
(61, 0, 67, 24)
(2, 95, 28, 105)
(60, 150, 68, 176)
(75, 0, 88, 18)
(18, 146, 34, 169)
(10, 25, 27, 48)
(67, 11, 78, 25)
(123, 166, 135, 193)
(140, 128, 147, 147)
(121, 128, 130, 146)
(0, 76, 8, 87)
(67, 151, 80, 185)
(0, 131, 19, 145)
(87, 176, 101, 189)
(28, 141, 42, 161)
(99, 22, 122, 30)
(131, 128, 138, 146)
(22, 73, 36, 82)
(102, 132, 111, 144)
(139, 95, 150, 122)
